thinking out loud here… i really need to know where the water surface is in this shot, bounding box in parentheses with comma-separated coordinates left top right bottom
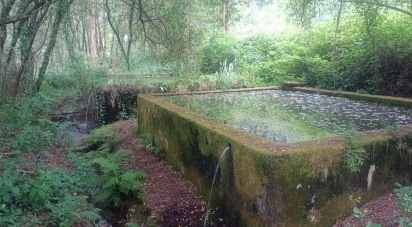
(162, 90, 412, 144)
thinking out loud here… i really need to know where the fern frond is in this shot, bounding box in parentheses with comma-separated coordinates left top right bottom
(109, 150, 129, 167)
(93, 158, 119, 174)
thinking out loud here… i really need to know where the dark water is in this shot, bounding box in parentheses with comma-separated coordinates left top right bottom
(162, 90, 412, 144)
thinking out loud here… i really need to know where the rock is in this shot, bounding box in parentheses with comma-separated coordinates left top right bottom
(94, 218, 112, 227)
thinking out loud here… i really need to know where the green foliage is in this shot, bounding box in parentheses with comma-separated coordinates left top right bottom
(0, 164, 101, 226)
(14, 123, 59, 153)
(44, 65, 108, 98)
(92, 150, 146, 207)
(394, 183, 412, 214)
(342, 129, 369, 173)
(353, 207, 365, 218)
(345, 147, 368, 173)
(366, 221, 382, 227)
(209, 13, 412, 96)
(0, 94, 60, 153)
(47, 194, 100, 227)
(200, 34, 239, 74)
(83, 126, 119, 153)
(172, 72, 257, 92)
(126, 223, 141, 227)
(139, 133, 163, 157)
(0, 165, 25, 207)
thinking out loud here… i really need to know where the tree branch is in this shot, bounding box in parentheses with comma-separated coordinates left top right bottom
(341, 0, 412, 17)
(0, 0, 49, 26)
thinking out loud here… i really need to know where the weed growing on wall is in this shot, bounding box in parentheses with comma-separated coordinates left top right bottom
(139, 133, 163, 158)
(343, 129, 368, 173)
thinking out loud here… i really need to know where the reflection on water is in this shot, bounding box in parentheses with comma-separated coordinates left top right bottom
(162, 90, 412, 144)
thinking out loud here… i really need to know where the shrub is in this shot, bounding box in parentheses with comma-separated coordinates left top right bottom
(200, 34, 239, 74)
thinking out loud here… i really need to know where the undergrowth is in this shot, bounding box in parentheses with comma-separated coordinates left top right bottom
(92, 150, 146, 207)
(343, 129, 368, 173)
(138, 133, 163, 157)
(0, 93, 146, 226)
(346, 126, 412, 226)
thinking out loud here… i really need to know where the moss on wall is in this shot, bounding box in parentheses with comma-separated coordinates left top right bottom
(137, 93, 412, 227)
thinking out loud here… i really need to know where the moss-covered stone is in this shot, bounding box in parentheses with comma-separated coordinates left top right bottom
(137, 92, 412, 227)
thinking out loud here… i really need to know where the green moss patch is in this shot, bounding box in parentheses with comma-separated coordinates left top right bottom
(137, 92, 412, 226)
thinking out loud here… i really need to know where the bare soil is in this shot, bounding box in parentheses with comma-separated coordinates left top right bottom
(110, 120, 206, 227)
(334, 193, 409, 227)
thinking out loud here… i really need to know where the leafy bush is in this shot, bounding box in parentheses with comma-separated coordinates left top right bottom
(200, 34, 239, 74)
(221, 14, 412, 96)
(173, 72, 257, 92)
(44, 66, 108, 97)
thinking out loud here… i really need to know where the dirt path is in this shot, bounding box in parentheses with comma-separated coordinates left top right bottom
(334, 193, 408, 227)
(110, 120, 206, 227)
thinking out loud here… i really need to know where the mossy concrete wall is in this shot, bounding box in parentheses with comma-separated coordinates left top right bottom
(137, 90, 412, 227)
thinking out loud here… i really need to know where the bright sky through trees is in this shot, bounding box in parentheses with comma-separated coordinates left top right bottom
(231, 2, 294, 37)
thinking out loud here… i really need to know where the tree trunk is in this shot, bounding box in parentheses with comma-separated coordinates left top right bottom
(34, 0, 73, 92)
(89, 2, 99, 63)
(222, 0, 230, 33)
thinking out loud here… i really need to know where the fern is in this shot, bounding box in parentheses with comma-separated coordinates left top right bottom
(47, 194, 100, 227)
(83, 126, 119, 152)
(345, 147, 368, 173)
(139, 133, 163, 157)
(119, 171, 146, 194)
(0, 165, 25, 205)
(92, 151, 146, 207)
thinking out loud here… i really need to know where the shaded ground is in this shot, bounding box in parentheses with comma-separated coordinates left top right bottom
(110, 120, 206, 227)
(334, 193, 409, 227)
